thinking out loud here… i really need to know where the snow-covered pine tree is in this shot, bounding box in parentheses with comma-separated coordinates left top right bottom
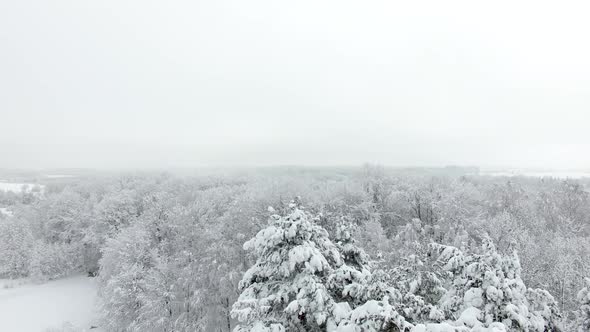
(326, 218, 413, 331)
(335, 297, 413, 332)
(327, 219, 372, 306)
(389, 253, 447, 325)
(430, 237, 561, 331)
(232, 200, 413, 332)
(231, 201, 343, 331)
(577, 277, 590, 332)
(525, 287, 561, 331)
(388, 219, 447, 325)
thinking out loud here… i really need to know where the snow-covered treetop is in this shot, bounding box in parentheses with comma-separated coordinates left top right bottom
(233, 201, 343, 331)
(577, 277, 590, 332)
(430, 237, 561, 331)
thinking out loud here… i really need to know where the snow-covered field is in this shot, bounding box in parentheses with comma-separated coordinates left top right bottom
(44, 175, 75, 179)
(481, 168, 590, 179)
(0, 182, 45, 193)
(0, 276, 100, 332)
(0, 207, 13, 216)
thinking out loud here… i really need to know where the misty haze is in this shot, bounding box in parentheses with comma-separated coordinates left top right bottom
(1, 1, 589, 332)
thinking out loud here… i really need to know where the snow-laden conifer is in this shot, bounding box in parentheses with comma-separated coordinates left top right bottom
(430, 237, 561, 331)
(576, 277, 590, 332)
(232, 201, 342, 331)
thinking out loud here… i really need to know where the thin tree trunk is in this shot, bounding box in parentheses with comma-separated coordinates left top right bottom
(225, 297, 232, 332)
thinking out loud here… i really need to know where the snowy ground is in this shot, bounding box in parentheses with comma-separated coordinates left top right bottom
(0, 207, 13, 216)
(0, 276, 101, 332)
(0, 182, 45, 193)
(482, 169, 590, 179)
(44, 175, 75, 179)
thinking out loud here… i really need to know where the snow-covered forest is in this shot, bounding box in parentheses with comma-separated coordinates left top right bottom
(4, 0, 590, 330)
(1, 166, 589, 331)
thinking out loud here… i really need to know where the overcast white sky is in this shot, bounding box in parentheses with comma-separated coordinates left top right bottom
(1, 0, 589, 169)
